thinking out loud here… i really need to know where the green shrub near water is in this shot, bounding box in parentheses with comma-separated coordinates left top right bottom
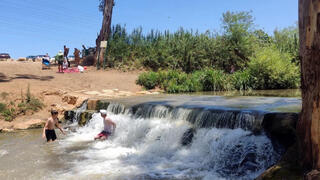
(136, 46, 300, 93)
(231, 70, 252, 91)
(247, 46, 300, 90)
(195, 69, 232, 91)
(0, 86, 45, 121)
(137, 69, 233, 93)
(136, 71, 159, 89)
(0, 102, 14, 122)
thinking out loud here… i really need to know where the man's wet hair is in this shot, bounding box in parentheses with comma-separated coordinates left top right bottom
(51, 110, 58, 115)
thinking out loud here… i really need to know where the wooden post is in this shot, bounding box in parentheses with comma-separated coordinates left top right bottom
(297, 0, 320, 170)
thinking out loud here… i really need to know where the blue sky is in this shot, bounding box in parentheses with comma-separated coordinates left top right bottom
(0, 0, 298, 59)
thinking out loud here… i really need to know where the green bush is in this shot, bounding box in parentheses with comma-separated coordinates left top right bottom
(164, 72, 192, 93)
(248, 46, 300, 89)
(231, 70, 252, 91)
(196, 69, 231, 91)
(136, 46, 300, 93)
(0, 103, 14, 122)
(136, 71, 159, 89)
(2, 109, 14, 122)
(18, 96, 44, 113)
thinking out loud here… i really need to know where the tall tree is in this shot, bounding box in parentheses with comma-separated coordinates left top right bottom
(96, 0, 115, 66)
(297, 0, 320, 170)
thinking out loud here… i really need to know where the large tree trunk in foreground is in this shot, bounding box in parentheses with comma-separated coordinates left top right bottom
(95, 0, 114, 66)
(297, 0, 320, 170)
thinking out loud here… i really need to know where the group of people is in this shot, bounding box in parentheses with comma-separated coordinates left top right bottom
(42, 109, 116, 142)
(55, 45, 81, 73)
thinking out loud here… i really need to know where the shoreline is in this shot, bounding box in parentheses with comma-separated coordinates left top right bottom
(0, 61, 160, 132)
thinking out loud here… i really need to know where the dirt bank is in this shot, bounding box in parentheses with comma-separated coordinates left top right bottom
(0, 61, 154, 131)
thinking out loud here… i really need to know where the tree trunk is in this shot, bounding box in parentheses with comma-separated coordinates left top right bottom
(95, 0, 114, 66)
(297, 0, 320, 170)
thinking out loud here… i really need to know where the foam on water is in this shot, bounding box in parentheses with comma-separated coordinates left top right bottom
(0, 149, 8, 157)
(54, 111, 280, 180)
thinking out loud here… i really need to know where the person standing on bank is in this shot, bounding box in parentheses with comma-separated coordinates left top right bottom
(56, 50, 64, 73)
(64, 45, 70, 67)
(94, 110, 116, 141)
(42, 110, 66, 142)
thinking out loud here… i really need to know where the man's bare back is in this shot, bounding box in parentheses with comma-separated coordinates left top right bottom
(94, 110, 116, 141)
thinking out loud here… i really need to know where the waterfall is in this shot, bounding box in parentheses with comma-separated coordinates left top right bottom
(72, 100, 88, 122)
(56, 106, 281, 180)
(99, 102, 265, 132)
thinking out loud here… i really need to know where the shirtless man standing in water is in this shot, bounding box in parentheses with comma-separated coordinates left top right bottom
(94, 110, 116, 141)
(42, 110, 66, 142)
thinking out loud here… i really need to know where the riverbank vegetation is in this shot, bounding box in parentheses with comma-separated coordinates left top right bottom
(104, 11, 300, 92)
(0, 86, 44, 121)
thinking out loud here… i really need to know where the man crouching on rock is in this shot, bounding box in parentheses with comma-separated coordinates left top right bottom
(42, 110, 66, 142)
(94, 110, 116, 141)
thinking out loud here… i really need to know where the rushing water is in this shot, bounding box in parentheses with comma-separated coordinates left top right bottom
(0, 93, 301, 180)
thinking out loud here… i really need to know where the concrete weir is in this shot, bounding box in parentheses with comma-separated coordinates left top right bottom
(64, 95, 301, 149)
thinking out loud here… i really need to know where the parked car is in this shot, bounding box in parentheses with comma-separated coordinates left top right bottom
(0, 53, 11, 60)
(37, 55, 46, 58)
(26, 55, 37, 61)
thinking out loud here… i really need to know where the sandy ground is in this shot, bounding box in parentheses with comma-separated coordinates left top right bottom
(0, 61, 145, 130)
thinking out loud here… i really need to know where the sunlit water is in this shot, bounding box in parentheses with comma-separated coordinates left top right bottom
(1, 111, 280, 180)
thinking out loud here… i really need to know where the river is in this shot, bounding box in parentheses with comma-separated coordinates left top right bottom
(0, 90, 301, 180)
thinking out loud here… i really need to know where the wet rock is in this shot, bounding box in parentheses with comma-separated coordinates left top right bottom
(96, 100, 110, 110)
(78, 110, 96, 126)
(262, 113, 299, 149)
(64, 110, 75, 122)
(256, 144, 303, 180)
(181, 128, 195, 146)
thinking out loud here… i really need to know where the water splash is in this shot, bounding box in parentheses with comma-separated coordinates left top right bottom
(72, 100, 88, 122)
(54, 109, 280, 180)
(0, 149, 8, 157)
(101, 102, 265, 131)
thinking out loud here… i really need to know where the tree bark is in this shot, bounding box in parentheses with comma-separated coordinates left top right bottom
(297, 0, 320, 170)
(95, 0, 114, 66)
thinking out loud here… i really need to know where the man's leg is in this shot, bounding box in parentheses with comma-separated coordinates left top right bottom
(100, 136, 107, 140)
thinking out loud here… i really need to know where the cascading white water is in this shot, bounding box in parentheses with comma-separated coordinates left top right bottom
(53, 106, 280, 180)
(72, 100, 88, 122)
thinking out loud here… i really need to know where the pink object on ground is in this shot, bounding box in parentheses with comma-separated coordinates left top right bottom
(63, 67, 80, 73)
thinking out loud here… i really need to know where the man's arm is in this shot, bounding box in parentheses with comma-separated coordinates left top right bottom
(42, 120, 48, 139)
(55, 121, 66, 135)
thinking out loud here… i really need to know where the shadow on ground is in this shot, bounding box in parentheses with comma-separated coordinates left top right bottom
(0, 73, 54, 82)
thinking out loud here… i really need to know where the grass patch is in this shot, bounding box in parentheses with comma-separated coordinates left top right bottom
(0, 85, 44, 121)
